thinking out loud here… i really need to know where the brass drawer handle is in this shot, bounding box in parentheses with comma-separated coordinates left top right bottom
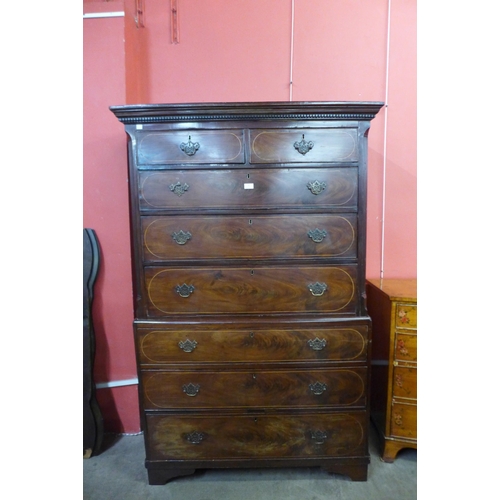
(169, 181, 189, 196)
(178, 339, 198, 352)
(185, 431, 205, 444)
(182, 383, 200, 397)
(307, 337, 327, 351)
(180, 135, 200, 156)
(306, 180, 326, 195)
(307, 228, 327, 243)
(310, 430, 328, 445)
(308, 282, 327, 297)
(309, 381, 327, 396)
(172, 230, 192, 245)
(176, 283, 195, 298)
(294, 134, 314, 155)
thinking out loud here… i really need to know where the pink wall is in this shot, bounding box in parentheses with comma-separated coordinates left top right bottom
(83, 0, 416, 433)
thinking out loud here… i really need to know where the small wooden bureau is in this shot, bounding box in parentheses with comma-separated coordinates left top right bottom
(111, 102, 383, 484)
(366, 279, 417, 462)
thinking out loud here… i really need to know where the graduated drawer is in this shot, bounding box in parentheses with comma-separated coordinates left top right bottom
(143, 368, 366, 410)
(394, 331, 417, 363)
(138, 168, 358, 211)
(142, 214, 357, 262)
(392, 366, 417, 400)
(395, 303, 417, 329)
(136, 130, 245, 165)
(249, 128, 358, 163)
(145, 265, 358, 316)
(390, 402, 417, 440)
(146, 412, 367, 460)
(137, 325, 369, 365)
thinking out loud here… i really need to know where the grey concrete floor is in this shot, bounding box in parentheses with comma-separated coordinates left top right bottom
(83, 423, 416, 500)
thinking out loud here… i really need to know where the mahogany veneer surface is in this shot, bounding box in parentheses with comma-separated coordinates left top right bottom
(111, 101, 383, 484)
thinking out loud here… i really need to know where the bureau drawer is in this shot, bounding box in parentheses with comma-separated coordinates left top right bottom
(395, 303, 417, 329)
(138, 168, 358, 211)
(136, 130, 245, 165)
(145, 265, 358, 316)
(142, 214, 357, 262)
(394, 332, 417, 363)
(146, 412, 367, 460)
(137, 325, 369, 365)
(249, 128, 358, 163)
(142, 368, 367, 409)
(392, 366, 417, 400)
(390, 402, 417, 440)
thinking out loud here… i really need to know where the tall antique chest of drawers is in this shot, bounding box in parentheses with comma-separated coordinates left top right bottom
(366, 279, 417, 462)
(110, 101, 383, 484)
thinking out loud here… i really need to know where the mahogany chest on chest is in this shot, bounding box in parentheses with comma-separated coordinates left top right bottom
(111, 101, 383, 484)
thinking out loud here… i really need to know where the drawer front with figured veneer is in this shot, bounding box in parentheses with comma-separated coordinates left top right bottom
(137, 130, 245, 166)
(137, 325, 369, 365)
(142, 368, 367, 409)
(392, 367, 417, 400)
(146, 412, 367, 460)
(250, 128, 358, 164)
(390, 403, 417, 440)
(145, 265, 358, 316)
(138, 168, 358, 211)
(396, 303, 417, 329)
(142, 214, 357, 262)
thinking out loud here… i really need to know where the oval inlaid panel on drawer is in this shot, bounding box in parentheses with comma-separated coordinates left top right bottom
(136, 130, 245, 165)
(395, 303, 417, 329)
(143, 368, 366, 409)
(250, 128, 358, 163)
(392, 367, 417, 400)
(138, 168, 358, 210)
(142, 214, 357, 261)
(145, 265, 358, 316)
(394, 332, 417, 363)
(137, 326, 369, 364)
(146, 412, 366, 460)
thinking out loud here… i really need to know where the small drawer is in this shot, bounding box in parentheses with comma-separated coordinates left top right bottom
(146, 412, 367, 460)
(390, 402, 417, 440)
(142, 368, 367, 409)
(138, 168, 358, 211)
(142, 214, 357, 262)
(394, 332, 417, 363)
(395, 303, 417, 329)
(137, 325, 369, 365)
(144, 265, 358, 316)
(136, 130, 245, 165)
(392, 366, 417, 400)
(250, 128, 358, 163)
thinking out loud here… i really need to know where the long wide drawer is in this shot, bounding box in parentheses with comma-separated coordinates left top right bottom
(142, 368, 367, 409)
(142, 214, 357, 262)
(249, 128, 358, 163)
(146, 412, 367, 460)
(137, 325, 369, 365)
(138, 168, 358, 211)
(144, 265, 358, 316)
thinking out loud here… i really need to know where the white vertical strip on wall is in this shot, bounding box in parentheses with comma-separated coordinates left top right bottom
(380, 0, 392, 280)
(289, 0, 295, 101)
(83, 12, 125, 19)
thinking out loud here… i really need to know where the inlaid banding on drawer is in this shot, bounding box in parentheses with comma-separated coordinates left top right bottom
(137, 326, 369, 364)
(146, 412, 366, 460)
(142, 214, 357, 261)
(138, 168, 358, 210)
(250, 128, 358, 163)
(136, 130, 245, 165)
(145, 265, 357, 316)
(142, 368, 366, 409)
